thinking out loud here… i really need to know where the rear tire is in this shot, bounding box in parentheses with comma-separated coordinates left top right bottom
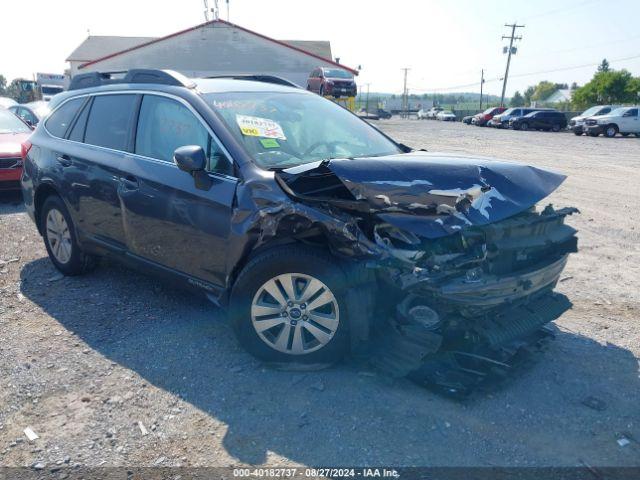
(230, 245, 351, 364)
(552, 124, 561, 132)
(40, 195, 97, 276)
(573, 130, 582, 136)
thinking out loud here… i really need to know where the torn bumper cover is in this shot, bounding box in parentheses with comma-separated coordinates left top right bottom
(274, 152, 578, 392)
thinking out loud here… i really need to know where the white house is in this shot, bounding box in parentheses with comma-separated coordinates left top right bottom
(66, 19, 357, 87)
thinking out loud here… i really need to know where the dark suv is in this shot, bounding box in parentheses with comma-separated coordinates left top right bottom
(510, 110, 567, 131)
(21, 70, 577, 385)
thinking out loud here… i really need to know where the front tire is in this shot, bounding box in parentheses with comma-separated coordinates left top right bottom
(552, 124, 561, 132)
(605, 125, 618, 138)
(41, 195, 97, 276)
(230, 246, 351, 364)
(520, 122, 529, 131)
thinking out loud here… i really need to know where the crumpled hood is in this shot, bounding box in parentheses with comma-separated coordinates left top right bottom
(277, 151, 567, 239)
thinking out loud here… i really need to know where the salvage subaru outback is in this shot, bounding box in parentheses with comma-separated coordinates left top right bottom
(21, 70, 578, 391)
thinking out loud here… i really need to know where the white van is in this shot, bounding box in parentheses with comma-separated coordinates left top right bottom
(584, 106, 640, 137)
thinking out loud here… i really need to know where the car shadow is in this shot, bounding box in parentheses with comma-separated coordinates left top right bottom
(18, 257, 640, 466)
(0, 190, 25, 215)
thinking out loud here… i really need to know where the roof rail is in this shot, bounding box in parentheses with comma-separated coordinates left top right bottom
(205, 75, 300, 88)
(69, 69, 195, 91)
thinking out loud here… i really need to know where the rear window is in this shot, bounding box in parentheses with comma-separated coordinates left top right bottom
(45, 98, 84, 138)
(84, 94, 138, 151)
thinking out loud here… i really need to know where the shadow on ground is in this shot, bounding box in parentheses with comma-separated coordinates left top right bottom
(0, 190, 25, 214)
(18, 256, 640, 466)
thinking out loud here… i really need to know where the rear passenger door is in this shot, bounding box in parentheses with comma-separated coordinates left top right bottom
(118, 93, 237, 288)
(63, 93, 140, 249)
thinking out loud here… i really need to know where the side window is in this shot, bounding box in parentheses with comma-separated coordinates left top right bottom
(628, 108, 638, 117)
(67, 99, 91, 142)
(135, 95, 232, 175)
(45, 98, 84, 138)
(22, 109, 38, 125)
(85, 94, 138, 151)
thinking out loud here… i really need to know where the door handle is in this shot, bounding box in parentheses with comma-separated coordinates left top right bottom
(56, 154, 72, 167)
(120, 175, 139, 190)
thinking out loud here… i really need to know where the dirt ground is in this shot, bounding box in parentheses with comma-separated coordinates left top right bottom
(1, 119, 639, 469)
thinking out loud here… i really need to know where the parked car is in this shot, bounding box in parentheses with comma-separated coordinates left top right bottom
(0, 108, 32, 190)
(462, 115, 474, 125)
(436, 110, 456, 121)
(0, 97, 18, 109)
(568, 105, 618, 135)
(376, 108, 392, 119)
(473, 106, 506, 126)
(583, 106, 639, 138)
(8, 101, 51, 127)
(307, 67, 357, 98)
(21, 69, 578, 379)
(426, 107, 443, 119)
(418, 107, 442, 120)
(491, 108, 544, 129)
(510, 110, 567, 131)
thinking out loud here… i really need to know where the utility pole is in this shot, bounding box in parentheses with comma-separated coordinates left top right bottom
(401, 68, 410, 118)
(479, 69, 485, 111)
(500, 23, 524, 107)
(365, 83, 371, 113)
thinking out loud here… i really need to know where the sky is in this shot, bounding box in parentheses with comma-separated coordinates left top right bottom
(1, 0, 639, 97)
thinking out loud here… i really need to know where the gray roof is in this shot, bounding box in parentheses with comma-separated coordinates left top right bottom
(66, 36, 157, 61)
(280, 40, 332, 60)
(68, 34, 333, 66)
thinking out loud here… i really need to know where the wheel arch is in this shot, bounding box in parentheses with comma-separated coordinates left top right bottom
(33, 183, 63, 235)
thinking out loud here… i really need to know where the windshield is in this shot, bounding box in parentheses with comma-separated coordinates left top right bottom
(323, 69, 353, 79)
(581, 106, 604, 117)
(441, 111, 454, 115)
(41, 86, 64, 95)
(501, 108, 515, 115)
(0, 109, 31, 134)
(482, 107, 496, 114)
(204, 92, 401, 169)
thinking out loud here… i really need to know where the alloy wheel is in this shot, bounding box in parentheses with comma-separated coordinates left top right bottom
(251, 273, 340, 355)
(46, 209, 72, 264)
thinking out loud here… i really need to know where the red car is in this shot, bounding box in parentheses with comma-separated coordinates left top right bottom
(473, 106, 506, 127)
(307, 67, 357, 98)
(0, 108, 32, 190)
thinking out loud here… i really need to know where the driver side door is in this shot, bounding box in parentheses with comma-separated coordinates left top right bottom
(118, 93, 237, 288)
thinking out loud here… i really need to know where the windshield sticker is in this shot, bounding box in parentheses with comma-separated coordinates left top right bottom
(236, 114, 286, 140)
(260, 138, 280, 148)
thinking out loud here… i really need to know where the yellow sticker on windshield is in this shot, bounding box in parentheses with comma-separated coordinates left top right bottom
(236, 114, 286, 140)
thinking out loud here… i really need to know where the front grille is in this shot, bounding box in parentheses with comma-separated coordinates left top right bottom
(0, 157, 21, 169)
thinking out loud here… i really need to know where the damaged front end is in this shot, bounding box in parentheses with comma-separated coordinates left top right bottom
(275, 152, 579, 394)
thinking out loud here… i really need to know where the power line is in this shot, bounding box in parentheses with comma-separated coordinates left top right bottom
(520, 0, 599, 21)
(408, 52, 640, 94)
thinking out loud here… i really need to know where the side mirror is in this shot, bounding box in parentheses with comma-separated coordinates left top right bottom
(173, 145, 212, 191)
(174, 145, 206, 173)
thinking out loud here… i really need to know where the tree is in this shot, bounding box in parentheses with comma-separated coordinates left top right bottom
(570, 82, 579, 90)
(0, 75, 6, 96)
(523, 85, 536, 105)
(510, 91, 525, 107)
(531, 81, 558, 102)
(597, 58, 610, 72)
(572, 68, 638, 108)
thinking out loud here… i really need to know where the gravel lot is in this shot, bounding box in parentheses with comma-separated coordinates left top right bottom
(1, 119, 639, 469)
